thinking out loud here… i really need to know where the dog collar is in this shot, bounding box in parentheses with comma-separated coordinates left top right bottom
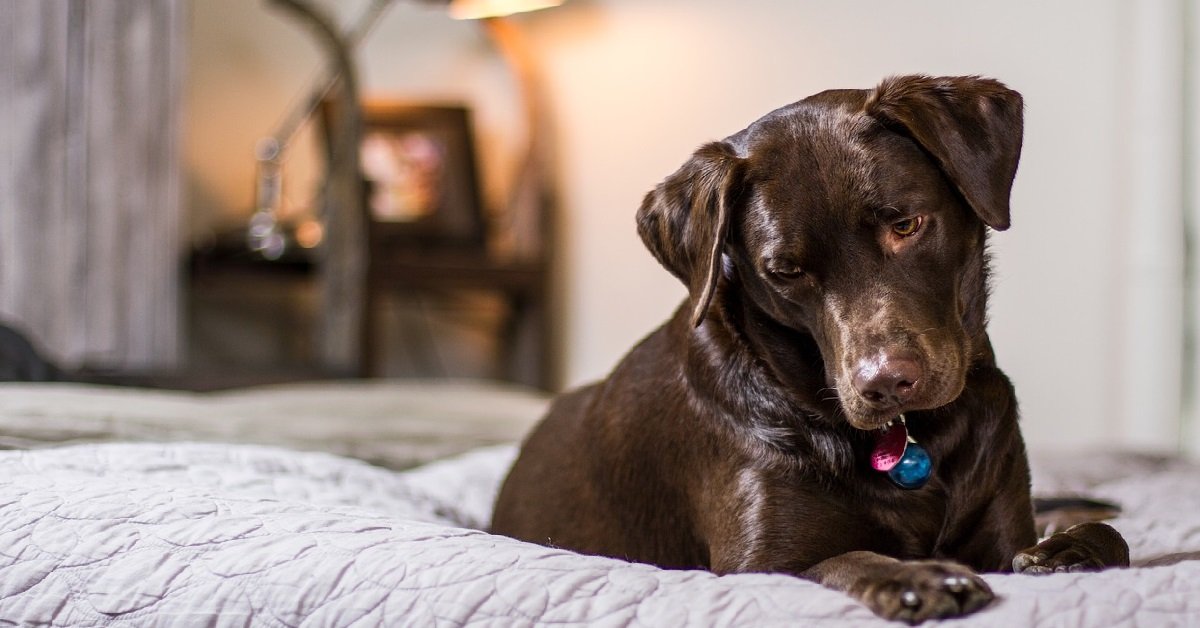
(869, 414, 931, 489)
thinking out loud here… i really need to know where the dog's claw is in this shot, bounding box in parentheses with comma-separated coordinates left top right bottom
(901, 590, 920, 608)
(943, 576, 968, 593)
(1011, 551, 1045, 572)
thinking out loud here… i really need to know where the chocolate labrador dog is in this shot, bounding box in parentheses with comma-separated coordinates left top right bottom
(491, 75, 1129, 623)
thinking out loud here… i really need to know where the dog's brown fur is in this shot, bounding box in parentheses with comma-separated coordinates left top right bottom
(491, 75, 1128, 623)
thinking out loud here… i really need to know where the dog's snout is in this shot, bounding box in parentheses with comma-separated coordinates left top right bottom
(852, 352, 923, 408)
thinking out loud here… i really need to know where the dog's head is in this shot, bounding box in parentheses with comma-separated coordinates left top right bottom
(637, 75, 1022, 430)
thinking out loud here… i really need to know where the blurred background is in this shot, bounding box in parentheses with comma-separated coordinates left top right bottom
(2, 0, 1198, 456)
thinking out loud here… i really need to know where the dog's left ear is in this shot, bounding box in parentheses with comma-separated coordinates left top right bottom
(637, 141, 744, 327)
(865, 75, 1023, 231)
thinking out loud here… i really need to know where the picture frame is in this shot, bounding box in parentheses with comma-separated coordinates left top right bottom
(328, 101, 487, 249)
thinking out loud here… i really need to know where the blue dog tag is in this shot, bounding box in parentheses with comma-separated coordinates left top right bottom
(887, 441, 932, 489)
(872, 415, 932, 490)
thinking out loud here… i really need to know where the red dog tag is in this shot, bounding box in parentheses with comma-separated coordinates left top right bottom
(870, 421, 908, 472)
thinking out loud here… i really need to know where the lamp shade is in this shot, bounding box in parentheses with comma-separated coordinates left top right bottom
(448, 0, 563, 20)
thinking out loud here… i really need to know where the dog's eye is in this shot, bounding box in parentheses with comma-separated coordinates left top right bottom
(766, 264, 804, 280)
(891, 217, 923, 237)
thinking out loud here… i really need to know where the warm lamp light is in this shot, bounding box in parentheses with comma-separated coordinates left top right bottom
(448, 0, 563, 20)
(263, 0, 562, 371)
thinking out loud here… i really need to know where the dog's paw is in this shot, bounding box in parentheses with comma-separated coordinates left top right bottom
(1013, 521, 1130, 574)
(859, 561, 993, 624)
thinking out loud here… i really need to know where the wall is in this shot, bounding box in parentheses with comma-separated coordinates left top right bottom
(523, 0, 1186, 453)
(187, 0, 1189, 453)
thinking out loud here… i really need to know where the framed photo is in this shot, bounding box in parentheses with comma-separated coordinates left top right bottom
(349, 102, 486, 248)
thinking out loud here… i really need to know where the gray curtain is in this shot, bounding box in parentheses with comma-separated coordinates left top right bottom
(0, 0, 186, 369)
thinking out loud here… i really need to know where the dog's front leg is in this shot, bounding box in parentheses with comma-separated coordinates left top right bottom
(802, 551, 994, 624)
(1012, 521, 1129, 574)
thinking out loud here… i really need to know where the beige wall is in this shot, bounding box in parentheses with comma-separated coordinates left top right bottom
(187, 0, 1189, 453)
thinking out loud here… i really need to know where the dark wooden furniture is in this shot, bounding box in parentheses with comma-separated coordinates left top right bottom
(358, 241, 552, 389)
(186, 226, 554, 390)
(344, 101, 556, 390)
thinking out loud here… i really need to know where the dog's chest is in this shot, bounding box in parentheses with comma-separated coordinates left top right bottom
(858, 476, 952, 557)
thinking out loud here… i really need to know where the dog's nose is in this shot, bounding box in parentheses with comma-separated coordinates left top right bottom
(853, 353, 922, 408)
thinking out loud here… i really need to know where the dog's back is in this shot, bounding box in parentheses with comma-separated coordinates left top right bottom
(493, 315, 713, 568)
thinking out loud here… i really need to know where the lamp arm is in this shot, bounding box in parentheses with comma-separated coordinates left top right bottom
(265, 0, 397, 155)
(266, 0, 360, 157)
(265, 0, 367, 369)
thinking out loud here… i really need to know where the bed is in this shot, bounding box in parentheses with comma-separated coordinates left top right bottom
(1, 380, 1198, 626)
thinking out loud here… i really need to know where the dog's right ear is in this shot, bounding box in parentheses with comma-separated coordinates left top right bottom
(637, 141, 744, 328)
(865, 75, 1023, 231)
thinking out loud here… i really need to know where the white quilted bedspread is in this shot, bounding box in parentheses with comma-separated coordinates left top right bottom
(1, 443, 1198, 627)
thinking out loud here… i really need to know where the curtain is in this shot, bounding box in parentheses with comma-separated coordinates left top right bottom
(1185, 0, 1200, 456)
(0, 0, 186, 370)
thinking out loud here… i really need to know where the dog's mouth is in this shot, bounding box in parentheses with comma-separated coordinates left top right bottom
(846, 410, 894, 431)
(843, 404, 912, 432)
